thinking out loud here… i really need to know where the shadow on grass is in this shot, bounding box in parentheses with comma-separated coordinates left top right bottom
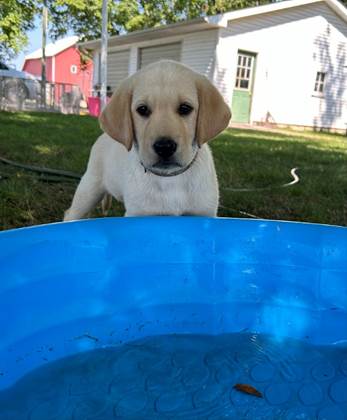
(213, 129, 347, 225)
(0, 111, 102, 173)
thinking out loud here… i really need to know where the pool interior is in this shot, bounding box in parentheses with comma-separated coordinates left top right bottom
(1, 219, 346, 419)
(0, 332, 346, 419)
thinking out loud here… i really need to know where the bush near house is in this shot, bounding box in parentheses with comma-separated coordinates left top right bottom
(0, 111, 346, 230)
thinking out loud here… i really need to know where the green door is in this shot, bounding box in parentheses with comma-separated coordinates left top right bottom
(232, 52, 256, 123)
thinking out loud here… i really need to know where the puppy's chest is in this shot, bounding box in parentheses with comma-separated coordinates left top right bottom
(148, 177, 189, 208)
(127, 175, 194, 214)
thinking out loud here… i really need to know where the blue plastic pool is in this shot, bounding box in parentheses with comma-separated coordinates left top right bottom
(0, 217, 346, 419)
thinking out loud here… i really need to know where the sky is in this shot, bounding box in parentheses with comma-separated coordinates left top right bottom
(13, 17, 53, 70)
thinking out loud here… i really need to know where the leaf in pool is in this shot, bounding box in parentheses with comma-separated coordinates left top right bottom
(233, 383, 263, 398)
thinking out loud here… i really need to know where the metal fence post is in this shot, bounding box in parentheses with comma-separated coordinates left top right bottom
(100, 0, 108, 112)
(41, 1, 48, 109)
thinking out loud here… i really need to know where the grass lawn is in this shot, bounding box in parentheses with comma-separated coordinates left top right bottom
(0, 110, 346, 230)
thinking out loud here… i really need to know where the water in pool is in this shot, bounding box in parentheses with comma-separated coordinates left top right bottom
(0, 333, 346, 419)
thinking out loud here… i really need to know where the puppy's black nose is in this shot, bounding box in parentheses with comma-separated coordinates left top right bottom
(153, 137, 177, 159)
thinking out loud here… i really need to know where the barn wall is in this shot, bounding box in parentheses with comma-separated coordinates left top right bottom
(55, 46, 93, 99)
(22, 57, 52, 81)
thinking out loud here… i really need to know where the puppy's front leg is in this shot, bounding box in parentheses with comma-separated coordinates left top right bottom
(64, 173, 105, 221)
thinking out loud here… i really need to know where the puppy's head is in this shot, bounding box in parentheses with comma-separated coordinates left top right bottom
(99, 60, 231, 176)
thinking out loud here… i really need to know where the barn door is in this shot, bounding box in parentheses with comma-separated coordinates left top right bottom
(232, 51, 256, 123)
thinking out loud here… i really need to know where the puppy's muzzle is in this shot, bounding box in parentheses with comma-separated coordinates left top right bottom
(153, 137, 177, 159)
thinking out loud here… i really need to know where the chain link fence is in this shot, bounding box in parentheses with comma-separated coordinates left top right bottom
(0, 76, 83, 114)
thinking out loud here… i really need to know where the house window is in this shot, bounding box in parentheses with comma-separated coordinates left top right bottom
(70, 64, 78, 74)
(314, 72, 326, 93)
(235, 52, 254, 90)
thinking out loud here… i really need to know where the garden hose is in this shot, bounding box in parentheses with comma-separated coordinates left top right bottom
(0, 156, 81, 180)
(220, 168, 300, 218)
(0, 171, 78, 184)
(222, 168, 300, 192)
(0, 156, 299, 219)
(218, 204, 259, 219)
(0, 156, 299, 191)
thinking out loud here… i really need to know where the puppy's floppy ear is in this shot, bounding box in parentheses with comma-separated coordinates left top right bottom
(99, 77, 134, 151)
(195, 75, 231, 146)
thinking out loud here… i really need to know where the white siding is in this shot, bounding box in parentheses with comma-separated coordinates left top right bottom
(107, 49, 130, 91)
(91, 1, 346, 129)
(139, 42, 181, 68)
(94, 29, 219, 82)
(217, 1, 347, 129)
(181, 29, 219, 79)
(213, 32, 234, 104)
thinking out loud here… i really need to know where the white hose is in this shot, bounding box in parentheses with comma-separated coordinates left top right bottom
(219, 204, 259, 218)
(283, 167, 300, 187)
(223, 167, 300, 192)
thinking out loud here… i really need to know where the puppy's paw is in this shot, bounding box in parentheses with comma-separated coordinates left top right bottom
(63, 209, 74, 222)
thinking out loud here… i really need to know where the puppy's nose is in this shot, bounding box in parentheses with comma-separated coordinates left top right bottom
(153, 137, 177, 159)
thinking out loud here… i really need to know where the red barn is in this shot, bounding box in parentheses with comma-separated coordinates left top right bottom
(22, 36, 93, 101)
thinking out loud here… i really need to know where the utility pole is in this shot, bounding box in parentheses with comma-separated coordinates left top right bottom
(100, 0, 108, 111)
(41, 0, 48, 109)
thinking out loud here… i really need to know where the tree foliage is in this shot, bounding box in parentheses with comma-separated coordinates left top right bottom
(48, 0, 276, 41)
(1, 0, 346, 62)
(0, 0, 37, 61)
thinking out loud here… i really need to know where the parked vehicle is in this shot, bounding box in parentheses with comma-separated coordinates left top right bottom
(0, 61, 41, 103)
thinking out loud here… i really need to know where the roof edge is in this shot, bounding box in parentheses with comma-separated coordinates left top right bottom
(24, 36, 79, 60)
(325, 0, 347, 22)
(78, 0, 347, 50)
(78, 17, 218, 49)
(208, 0, 346, 25)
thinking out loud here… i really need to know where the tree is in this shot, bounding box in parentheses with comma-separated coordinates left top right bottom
(2, 0, 346, 62)
(0, 0, 37, 62)
(47, 1, 276, 41)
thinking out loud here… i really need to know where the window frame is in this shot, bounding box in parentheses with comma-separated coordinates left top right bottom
(234, 52, 255, 91)
(313, 71, 326, 95)
(70, 64, 78, 75)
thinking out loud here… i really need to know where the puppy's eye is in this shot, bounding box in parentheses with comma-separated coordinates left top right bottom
(136, 105, 151, 118)
(178, 103, 193, 116)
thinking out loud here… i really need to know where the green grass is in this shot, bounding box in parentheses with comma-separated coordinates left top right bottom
(0, 110, 346, 230)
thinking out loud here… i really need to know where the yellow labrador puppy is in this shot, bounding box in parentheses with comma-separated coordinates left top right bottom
(64, 60, 230, 220)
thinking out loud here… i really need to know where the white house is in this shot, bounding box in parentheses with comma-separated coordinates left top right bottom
(81, 0, 347, 132)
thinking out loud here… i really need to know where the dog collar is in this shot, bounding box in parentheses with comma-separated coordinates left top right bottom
(142, 151, 198, 177)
